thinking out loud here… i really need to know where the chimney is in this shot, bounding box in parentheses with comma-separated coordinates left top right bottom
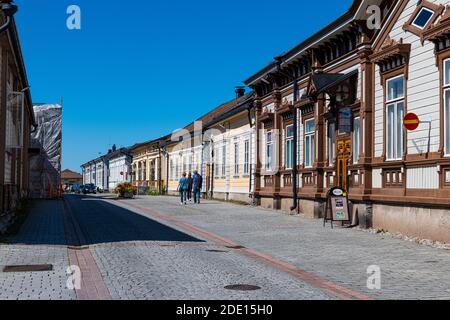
(235, 86, 245, 99)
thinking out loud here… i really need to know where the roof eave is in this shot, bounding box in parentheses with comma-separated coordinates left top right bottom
(244, 0, 363, 86)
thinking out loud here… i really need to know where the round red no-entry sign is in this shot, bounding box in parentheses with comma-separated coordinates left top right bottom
(404, 113, 420, 131)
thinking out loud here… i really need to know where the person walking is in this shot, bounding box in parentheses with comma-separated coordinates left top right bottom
(192, 170, 203, 204)
(178, 172, 189, 205)
(187, 172, 193, 203)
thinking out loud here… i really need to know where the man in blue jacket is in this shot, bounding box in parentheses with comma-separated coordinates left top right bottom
(192, 170, 203, 204)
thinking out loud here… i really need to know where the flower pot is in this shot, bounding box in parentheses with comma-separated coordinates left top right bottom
(123, 192, 134, 199)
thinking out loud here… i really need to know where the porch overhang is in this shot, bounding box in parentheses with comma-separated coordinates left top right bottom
(304, 69, 359, 101)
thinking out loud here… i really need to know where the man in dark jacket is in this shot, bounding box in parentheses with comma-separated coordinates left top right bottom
(192, 170, 203, 204)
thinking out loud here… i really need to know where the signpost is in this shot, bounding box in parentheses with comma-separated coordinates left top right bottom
(403, 113, 420, 131)
(403, 113, 432, 154)
(324, 187, 351, 228)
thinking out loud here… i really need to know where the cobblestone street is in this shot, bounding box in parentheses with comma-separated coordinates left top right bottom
(0, 194, 449, 300)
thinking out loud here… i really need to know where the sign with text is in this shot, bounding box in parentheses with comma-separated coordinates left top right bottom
(338, 107, 353, 134)
(324, 187, 351, 228)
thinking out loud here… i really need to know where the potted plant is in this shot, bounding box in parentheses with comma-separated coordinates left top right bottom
(114, 183, 137, 199)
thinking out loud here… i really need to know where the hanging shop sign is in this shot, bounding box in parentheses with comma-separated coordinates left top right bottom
(338, 107, 353, 134)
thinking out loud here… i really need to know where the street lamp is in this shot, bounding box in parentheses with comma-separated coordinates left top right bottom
(0, 1, 18, 34)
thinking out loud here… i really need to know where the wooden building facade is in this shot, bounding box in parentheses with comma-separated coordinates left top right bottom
(245, 0, 450, 243)
(0, 8, 37, 232)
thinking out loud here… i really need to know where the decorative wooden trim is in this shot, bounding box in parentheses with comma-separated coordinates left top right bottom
(370, 37, 411, 74)
(403, 0, 445, 38)
(422, 5, 450, 45)
(373, 0, 410, 51)
(259, 112, 274, 126)
(277, 102, 294, 117)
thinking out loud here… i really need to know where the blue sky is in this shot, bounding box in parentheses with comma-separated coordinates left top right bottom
(15, 0, 352, 172)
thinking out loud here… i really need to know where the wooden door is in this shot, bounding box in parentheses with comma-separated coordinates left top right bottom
(336, 139, 351, 191)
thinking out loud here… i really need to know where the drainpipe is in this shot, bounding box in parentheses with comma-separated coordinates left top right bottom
(163, 146, 169, 194)
(0, 2, 18, 35)
(291, 80, 299, 213)
(210, 138, 214, 199)
(247, 107, 253, 195)
(158, 147, 162, 194)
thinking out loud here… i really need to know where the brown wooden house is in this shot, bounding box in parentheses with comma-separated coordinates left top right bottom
(245, 0, 450, 243)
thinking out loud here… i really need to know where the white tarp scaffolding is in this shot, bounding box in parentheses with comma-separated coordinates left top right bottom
(30, 104, 62, 199)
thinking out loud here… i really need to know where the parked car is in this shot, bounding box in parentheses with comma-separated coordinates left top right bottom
(71, 184, 82, 193)
(77, 185, 84, 194)
(82, 184, 97, 194)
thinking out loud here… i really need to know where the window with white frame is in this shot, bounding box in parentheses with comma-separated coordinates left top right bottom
(386, 75, 405, 161)
(170, 159, 174, 180)
(304, 119, 315, 168)
(234, 142, 239, 177)
(196, 154, 201, 172)
(175, 159, 179, 179)
(285, 125, 294, 170)
(353, 117, 360, 164)
(328, 122, 336, 166)
(222, 144, 227, 177)
(182, 156, 187, 174)
(244, 140, 250, 176)
(266, 131, 273, 171)
(412, 7, 434, 29)
(214, 147, 219, 177)
(444, 59, 450, 155)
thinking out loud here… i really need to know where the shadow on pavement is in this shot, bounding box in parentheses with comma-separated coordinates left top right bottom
(8, 194, 203, 246)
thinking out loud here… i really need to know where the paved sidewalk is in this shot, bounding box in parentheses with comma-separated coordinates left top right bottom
(91, 241, 333, 300)
(112, 195, 450, 300)
(0, 245, 75, 300)
(0, 200, 75, 300)
(8, 200, 67, 246)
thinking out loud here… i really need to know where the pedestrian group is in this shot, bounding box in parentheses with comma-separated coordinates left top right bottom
(177, 170, 203, 205)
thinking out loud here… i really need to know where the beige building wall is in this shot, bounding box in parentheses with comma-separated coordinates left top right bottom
(131, 144, 166, 192)
(166, 110, 255, 203)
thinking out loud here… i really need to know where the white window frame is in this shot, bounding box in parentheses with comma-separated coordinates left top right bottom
(328, 122, 336, 167)
(353, 117, 360, 164)
(266, 131, 273, 172)
(182, 156, 187, 174)
(214, 148, 220, 178)
(412, 7, 434, 30)
(222, 144, 226, 177)
(444, 58, 450, 156)
(304, 119, 315, 168)
(234, 142, 240, 177)
(189, 154, 194, 173)
(243, 140, 250, 176)
(285, 124, 294, 170)
(386, 75, 405, 161)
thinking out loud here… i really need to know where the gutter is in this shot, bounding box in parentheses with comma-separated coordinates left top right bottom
(247, 105, 254, 196)
(1, 5, 37, 128)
